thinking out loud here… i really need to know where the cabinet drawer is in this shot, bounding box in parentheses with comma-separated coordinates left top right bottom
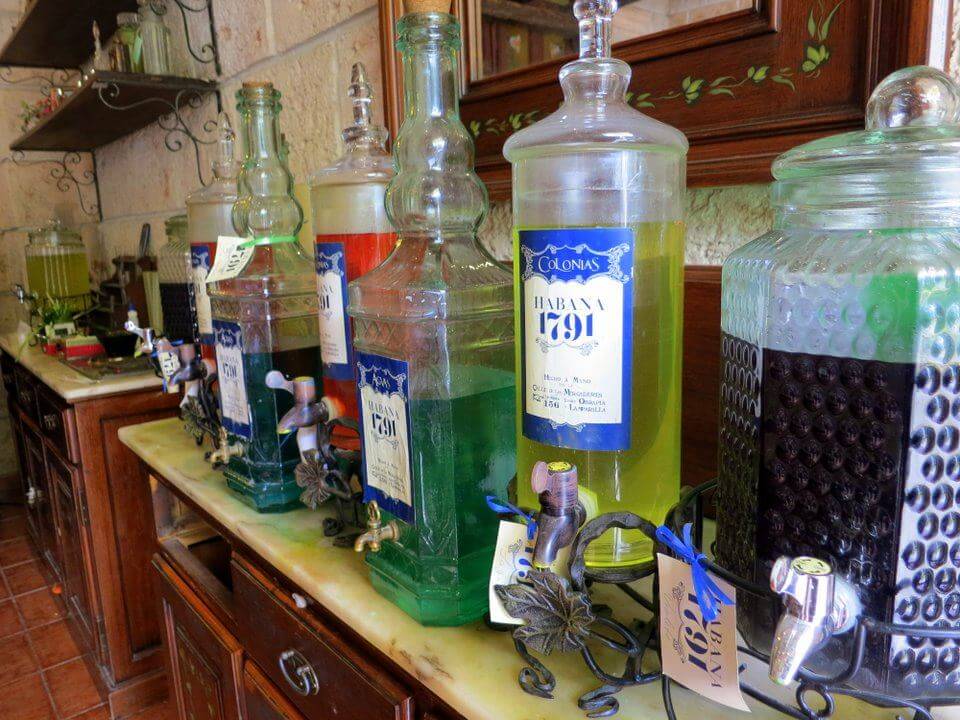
(13, 366, 37, 422)
(36, 386, 79, 464)
(242, 661, 306, 720)
(233, 556, 414, 720)
(1, 352, 15, 394)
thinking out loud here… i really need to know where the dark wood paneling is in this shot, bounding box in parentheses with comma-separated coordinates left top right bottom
(242, 662, 306, 720)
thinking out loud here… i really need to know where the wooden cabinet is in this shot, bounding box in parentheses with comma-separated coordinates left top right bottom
(242, 662, 306, 720)
(22, 422, 60, 579)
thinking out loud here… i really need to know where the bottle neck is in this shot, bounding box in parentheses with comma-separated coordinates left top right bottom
(246, 105, 281, 162)
(401, 32, 459, 120)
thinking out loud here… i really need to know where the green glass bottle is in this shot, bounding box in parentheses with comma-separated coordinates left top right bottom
(208, 82, 322, 512)
(348, 3, 515, 626)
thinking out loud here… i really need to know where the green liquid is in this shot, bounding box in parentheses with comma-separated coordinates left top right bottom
(26, 251, 91, 312)
(366, 368, 516, 626)
(514, 221, 684, 567)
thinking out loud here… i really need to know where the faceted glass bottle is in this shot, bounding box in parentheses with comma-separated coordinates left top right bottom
(348, 11, 516, 626)
(310, 62, 396, 425)
(157, 214, 197, 344)
(503, 0, 687, 568)
(209, 83, 322, 512)
(187, 113, 240, 361)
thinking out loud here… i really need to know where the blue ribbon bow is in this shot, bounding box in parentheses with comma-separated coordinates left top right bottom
(656, 523, 733, 623)
(486, 496, 538, 541)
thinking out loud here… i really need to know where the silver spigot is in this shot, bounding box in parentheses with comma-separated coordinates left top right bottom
(768, 556, 861, 685)
(123, 308, 158, 354)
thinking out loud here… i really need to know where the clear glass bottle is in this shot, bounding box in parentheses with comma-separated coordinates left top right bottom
(715, 67, 960, 699)
(25, 219, 92, 315)
(187, 113, 240, 361)
(137, 0, 171, 75)
(349, 9, 516, 626)
(503, 0, 687, 568)
(310, 62, 396, 425)
(157, 214, 196, 344)
(112, 12, 143, 73)
(209, 82, 322, 512)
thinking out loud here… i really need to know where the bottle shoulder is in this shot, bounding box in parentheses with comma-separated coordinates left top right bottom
(309, 148, 394, 187)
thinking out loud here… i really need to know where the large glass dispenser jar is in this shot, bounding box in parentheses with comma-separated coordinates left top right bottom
(209, 82, 321, 513)
(310, 62, 396, 424)
(349, 2, 515, 626)
(715, 67, 960, 700)
(157, 214, 196, 344)
(25, 219, 92, 315)
(187, 113, 240, 361)
(503, 0, 687, 569)
(137, 0, 171, 75)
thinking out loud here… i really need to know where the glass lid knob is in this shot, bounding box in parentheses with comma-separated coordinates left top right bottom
(865, 65, 960, 130)
(574, 0, 617, 59)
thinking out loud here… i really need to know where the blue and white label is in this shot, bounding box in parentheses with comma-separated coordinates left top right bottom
(315, 242, 351, 380)
(520, 228, 634, 451)
(213, 320, 251, 440)
(356, 351, 414, 523)
(191, 245, 213, 344)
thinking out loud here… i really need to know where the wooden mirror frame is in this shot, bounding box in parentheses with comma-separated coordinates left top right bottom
(379, 0, 952, 201)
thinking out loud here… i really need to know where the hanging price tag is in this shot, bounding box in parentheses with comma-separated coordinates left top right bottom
(489, 521, 536, 625)
(658, 553, 750, 713)
(157, 350, 181, 393)
(205, 236, 255, 283)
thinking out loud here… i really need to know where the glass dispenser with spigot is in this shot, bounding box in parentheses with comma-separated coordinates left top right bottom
(310, 62, 396, 426)
(349, 0, 515, 626)
(208, 82, 322, 512)
(187, 113, 240, 361)
(503, 0, 687, 569)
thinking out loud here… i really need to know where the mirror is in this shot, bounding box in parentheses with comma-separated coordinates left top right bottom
(470, 0, 754, 80)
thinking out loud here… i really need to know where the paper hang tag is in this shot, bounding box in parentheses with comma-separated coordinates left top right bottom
(205, 236, 255, 284)
(933, 707, 960, 719)
(658, 553, 750, 713)
(157, 350, 182, 393)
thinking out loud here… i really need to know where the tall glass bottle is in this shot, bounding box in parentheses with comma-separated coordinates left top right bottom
(503, 0, 687, 568)
(310, 62, 396, 425)
(187, 113, 239, 361)
(137, 0, 171, 75)
(157, 214, 196, 344)
(349, 5, 515, 625)
(208, 82, 322, 512)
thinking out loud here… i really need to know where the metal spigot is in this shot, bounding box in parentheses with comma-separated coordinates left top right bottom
(531, 461, 586, 568)
(123, 309, 157, 354)
(768, 556, 861, 685)
(205, 426, 244, 467)
(354, 501, 399, 553)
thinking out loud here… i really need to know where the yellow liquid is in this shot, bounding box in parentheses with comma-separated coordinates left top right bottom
(514, 221, 684, 567)
(26, 250, 91, 311)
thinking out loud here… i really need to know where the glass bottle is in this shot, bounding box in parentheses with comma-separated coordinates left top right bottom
(187, 113, 240, 361)
(209, 82, 322, 512)
(503, 0, 687, 569)
(137, 0, 171, 75)
(25, 219, 92, 316)
(112, 12, 142, 73)
(310, 62, 396, 426)
(157, 214, 196, 344)
(348, 8, 516, 626)
(714, 66, 960, 699)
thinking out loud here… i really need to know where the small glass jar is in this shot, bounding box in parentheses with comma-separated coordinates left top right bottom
(111, 12, 142, 73)
(158, 214, 197, 344)
(25, 220, 91, 315)
(715, 67, 960, 699)
(137, 0, 172, 75)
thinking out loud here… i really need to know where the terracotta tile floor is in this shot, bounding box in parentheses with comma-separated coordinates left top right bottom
(0, 504, 177, 720)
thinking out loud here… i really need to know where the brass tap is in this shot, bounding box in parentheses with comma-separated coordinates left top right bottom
(205, 426, 244, 467)
(354, 501, 399, 553)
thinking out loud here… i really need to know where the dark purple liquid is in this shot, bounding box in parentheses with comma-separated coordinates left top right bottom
(160, 282, 197, 344)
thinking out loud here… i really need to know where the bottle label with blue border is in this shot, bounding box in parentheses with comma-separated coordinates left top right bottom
(213, 319, 252, 440)
(315, 241, 352, 381)
(356, 351, 414, 523)
(519, 227, 634, 452)
(191, 243, 215, 345)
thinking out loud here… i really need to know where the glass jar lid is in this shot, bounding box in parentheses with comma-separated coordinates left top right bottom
(27, 219, 82, 246)
(772, 66, 960, 219)
(116, 12, 140, 26)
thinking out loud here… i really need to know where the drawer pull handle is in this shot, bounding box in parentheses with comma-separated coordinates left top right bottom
(278, 649, 319, 696)
(42, 413, 58, 431)
(291, 592, 309, 609)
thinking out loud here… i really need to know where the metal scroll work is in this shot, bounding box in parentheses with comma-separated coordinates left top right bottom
(492, 480, 955, 720)
(0, 151, 100, 217)
(151, 0, 221, 73)
(0, 67, 79, 95)
(96, 82, 220, 186)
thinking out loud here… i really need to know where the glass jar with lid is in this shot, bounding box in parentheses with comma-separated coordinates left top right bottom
(715, 66, 960, 699)
(158, 214, 196, 344)
(137, 0, 172, 75)
(25, 219, 91, 315)
(111, 12, 143, 73)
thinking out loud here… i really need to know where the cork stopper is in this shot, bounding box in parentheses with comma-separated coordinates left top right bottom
(242, 80, 273, 90)
(403, 0, 451, 14)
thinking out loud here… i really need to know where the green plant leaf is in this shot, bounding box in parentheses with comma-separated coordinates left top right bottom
(689, 78, 704, 92)
(747, 66, 756, 78)
(807, 8, 817, 37)
(802, 59, 817, 73)
(625, 91, 634, 102)
(468, 120, 481, 137)
(772, 74, 796, 90)
(637, 101, 655, 108)
(754, 65, 769, 81)
(708, 88, 735, 96)
(819, 1, 842, 41)
(681, 75, 691, 90)
(710, 76, 733, 87)
(806, 45, 821, 62)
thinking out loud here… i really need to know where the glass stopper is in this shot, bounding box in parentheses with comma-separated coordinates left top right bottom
(213, 112, 238, 180)
(574, 0, 617, 60)
(349, 63, 373, 130)
(865, 65, 960, 130)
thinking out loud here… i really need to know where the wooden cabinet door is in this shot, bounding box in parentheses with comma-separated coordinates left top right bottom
(47, 453, 98, 655)
(242, 662, 305, 720)
(22, 423, 60, 578)
(155, 556, 243, 720)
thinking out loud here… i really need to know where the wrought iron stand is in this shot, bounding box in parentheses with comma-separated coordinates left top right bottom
(492, 480, 958, 720)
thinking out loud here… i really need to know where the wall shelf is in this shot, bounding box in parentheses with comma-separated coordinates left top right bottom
(0, 0, 138, 69)
(11, 71, 218, 152)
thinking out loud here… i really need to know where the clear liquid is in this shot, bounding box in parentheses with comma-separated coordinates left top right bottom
(514, 221, 684, 566)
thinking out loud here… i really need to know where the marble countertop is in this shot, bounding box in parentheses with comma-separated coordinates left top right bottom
(0, 331, 163, 402)
(119, 418, 896, 720)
